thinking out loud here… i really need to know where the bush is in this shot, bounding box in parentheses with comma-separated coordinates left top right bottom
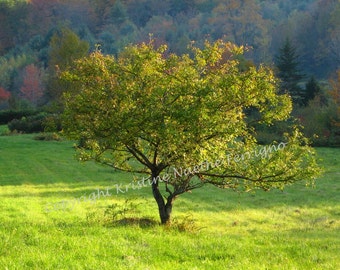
(33, 133, 61, 141)
(43, 114, 62, 132)
(0, 125, 10, 136)
(294, 100, 337, 146)
(0, 110, 38, 125)
(8, 113, 48, 133)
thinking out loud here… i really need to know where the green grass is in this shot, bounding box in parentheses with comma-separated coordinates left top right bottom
(0, 131, 339, 269)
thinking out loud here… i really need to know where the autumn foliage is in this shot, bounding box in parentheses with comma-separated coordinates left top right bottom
(0, 87, 11, 103)
(20, 64, 44, 106)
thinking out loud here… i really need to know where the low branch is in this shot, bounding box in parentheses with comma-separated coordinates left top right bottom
(200, 170, 301, 185)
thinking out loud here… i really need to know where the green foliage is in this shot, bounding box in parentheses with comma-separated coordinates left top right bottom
(0, 109, 38, 125)
(294, 96, 340, 147)
(275, 38, 305, 106)
(46, 27, 90, 110)
(7, 112, 48, 133)
(108, 0, 128, 25)
(0, 53, 34, 91)
(43, 113, 62, 132)
(254, 119, 296, 145)
(104, 200, 140, 222)
(61, 40, 321, 224)
(33, 132, 61, 141)
(304, 76, 322, 105)
(0, 124, 10, 135)
(329, 69, 340, 133)
(48, 27, 90, 71)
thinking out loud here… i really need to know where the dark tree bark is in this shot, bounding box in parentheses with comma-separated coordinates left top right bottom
(151, 172, 174, 224)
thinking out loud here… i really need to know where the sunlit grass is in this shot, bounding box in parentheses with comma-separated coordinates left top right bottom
(0, 132, 339, 269)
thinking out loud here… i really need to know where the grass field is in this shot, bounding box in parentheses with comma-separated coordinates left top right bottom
(0, 130, 339, 269)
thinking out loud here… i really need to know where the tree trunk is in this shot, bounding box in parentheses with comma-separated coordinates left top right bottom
(151, 172, 174, 224)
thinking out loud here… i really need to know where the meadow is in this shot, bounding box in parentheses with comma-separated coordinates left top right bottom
(0, 128, 339, 269)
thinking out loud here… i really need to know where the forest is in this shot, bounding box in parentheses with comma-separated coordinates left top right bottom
(0, 0, 340, 146)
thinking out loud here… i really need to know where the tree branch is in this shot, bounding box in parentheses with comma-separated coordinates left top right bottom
(125, 145, 153, 168)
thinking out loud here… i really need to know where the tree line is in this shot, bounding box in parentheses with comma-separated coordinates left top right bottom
(0, 0, 339, 145)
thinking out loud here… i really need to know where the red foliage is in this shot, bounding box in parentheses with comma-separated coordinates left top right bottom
(20, 64, 44, 105)
(0, 87, 11, 103)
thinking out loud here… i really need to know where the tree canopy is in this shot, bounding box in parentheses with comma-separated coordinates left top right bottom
(61, 40, 321, 224)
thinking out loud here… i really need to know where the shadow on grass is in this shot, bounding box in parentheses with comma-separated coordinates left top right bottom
(105, 216, 204, 233)
(112, 217, 159, 228)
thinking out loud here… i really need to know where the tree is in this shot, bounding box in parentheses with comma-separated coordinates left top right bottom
(48, 27, 90, 72)
(168, 0, 194, 17)
(304, 76, 322, 106)
(209, 0, 270, 62)
(109, 0, 128, 26)
(61, 40, 321, 225)
(329, 69, 340, 129)
(20, 64, 44, 106)
(275, 38, 305, 106)
(47, 27, 89, 108)
(0, 87, 11, 103)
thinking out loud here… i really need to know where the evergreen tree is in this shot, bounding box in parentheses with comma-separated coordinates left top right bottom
(304, 76, 321, 105)
(109, 0, 128, 26)
(275, 38, 304, 106)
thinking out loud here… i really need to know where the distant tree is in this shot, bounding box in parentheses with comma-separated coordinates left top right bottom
(329, 69, 340, 129)
(91, 0, 116, 30)
(208, 0, 270, 62)
(0, 2, 14, 55)
(98, 31, 117, 55)
(20, 64, 44, 106)
(275, 38, 305, 106)
(126, 0, 153, 27)
(109, 0, 128, 26)
(304, 76, 322, 105)
(0, 53, 33, 92)
(46, 27, 89, 108)
(140, 15, 174, 46)
(48, 27, 90, 71)
(61, 40, 321, 225)
(168, 0, 194, 17)
(0, 87, 11, 103)
(27, 0, 59, 36)
(0, 1, 30, 54)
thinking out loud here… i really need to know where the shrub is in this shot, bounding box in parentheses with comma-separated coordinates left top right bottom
(294, 99, 337, 146)
(33, 133, 61, 141)
(8, 113, 47, 133)
(43, 114, 62, 132)
(0, 125, 10, 136)
(0, 110, 38, 125)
